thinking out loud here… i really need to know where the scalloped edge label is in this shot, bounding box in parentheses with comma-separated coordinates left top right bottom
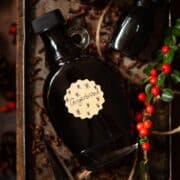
(64, 79, 105, 119)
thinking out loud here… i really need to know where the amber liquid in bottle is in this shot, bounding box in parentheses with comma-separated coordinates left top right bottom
(32, 10, 136, 170)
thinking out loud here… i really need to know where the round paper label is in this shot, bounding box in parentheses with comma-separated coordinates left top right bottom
(64, 79, 105, 119)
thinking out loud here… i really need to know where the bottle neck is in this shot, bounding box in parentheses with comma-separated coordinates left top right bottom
(40, 25, 81, 69)
(152, 0, 169, 6)
(136, 0, 152, 7)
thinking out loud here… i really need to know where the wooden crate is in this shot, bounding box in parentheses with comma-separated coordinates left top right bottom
(16, 0, 179, 179)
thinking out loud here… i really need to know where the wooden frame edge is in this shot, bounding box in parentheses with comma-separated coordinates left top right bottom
(16, 0, 26, 179)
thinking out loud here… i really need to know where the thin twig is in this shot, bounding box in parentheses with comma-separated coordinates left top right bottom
(45, 142, 75, 180)
(95, 0, 113, 60)
(76, 170, 92, 180)
(143, 151, 149, 180)
(128, 150, 138, 180)
(152, 126, 180, 135)
(34, 103, 74, 180)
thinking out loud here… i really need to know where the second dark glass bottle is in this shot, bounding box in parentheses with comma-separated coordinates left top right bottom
(110, 0, 154, 58)
(32, 9, 137, 170)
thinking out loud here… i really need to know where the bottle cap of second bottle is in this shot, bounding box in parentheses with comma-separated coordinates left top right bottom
(32, 9, 65, 34)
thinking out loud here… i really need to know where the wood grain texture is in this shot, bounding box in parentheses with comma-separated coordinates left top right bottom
(16, 0, 26, 179)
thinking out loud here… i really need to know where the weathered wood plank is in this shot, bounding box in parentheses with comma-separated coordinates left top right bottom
(16, 0, 26, 179)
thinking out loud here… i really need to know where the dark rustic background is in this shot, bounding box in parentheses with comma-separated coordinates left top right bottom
(0, 0, 16, 136)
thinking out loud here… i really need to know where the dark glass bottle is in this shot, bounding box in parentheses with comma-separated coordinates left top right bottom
(110, 0, 154, 58)
(32, 9, 137, 170)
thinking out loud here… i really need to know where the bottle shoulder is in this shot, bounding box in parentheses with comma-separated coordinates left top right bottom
(129, 6, 153, 19)
(44, 55, 121, 93)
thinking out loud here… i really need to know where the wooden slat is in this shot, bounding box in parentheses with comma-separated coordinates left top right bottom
(16, 0, 26, 179)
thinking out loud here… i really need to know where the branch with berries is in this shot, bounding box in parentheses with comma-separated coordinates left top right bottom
(134, 19, 180, 178)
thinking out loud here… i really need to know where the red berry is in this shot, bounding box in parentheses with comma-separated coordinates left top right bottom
(149, 76, 157, 85)
(138, 92, 146, 102)
(144, 119, 153, 129)
(161, 45, 170, 54)
(0, 105, 9, 113)
(139, 127, 149, 137)
(135, 112, 143, 122)
(150, 69, 158, 77)
(9, 24, 17, 34)
(136, 122, 144, 131)
(146, 104, 154, 114)
(66, 16, 73, 23)
(141, 142, 151, 151)
(151, 86, 160, 97)
(161, 64, 171, 74)
(8, 101, 16, 110)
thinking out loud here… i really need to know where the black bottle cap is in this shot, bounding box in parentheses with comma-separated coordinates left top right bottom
(32, 9, 65, 34)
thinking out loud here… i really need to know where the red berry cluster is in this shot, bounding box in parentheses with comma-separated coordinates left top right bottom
(161, 45, 171, 74)
(135, 100, 153, 151)
(135, 45, 173, 151)
(148, 46, 172, 98)
(0, 101, 16, 113)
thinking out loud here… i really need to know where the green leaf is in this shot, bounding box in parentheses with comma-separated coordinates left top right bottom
(157, 73, 166, 88)
(157, 63, 163, 71)
(174, 19, 180, 29)
(146, 93, 153, 103)
(141, 77, 149, 85)
(145, 83, 153, 103)
(164, 34, 177, 47)
(172, 27, 180, 37)
(172, 19, 180, 37)
(143, 65, 153, 75)
(163, 49, 175, 64)
(145, 83, 153, 95)
(171, 70, 180, 84)
(175, 19, 180, 27)
(139, 137, 148, 145)
(161, 88, 174, 102)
